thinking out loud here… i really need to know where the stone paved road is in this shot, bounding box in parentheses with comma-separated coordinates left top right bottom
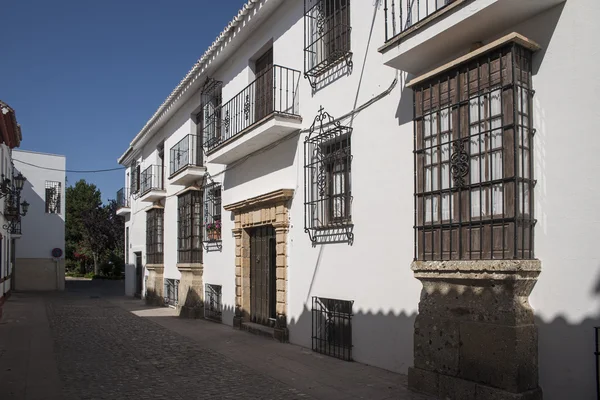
(1, 280, 432, 400)
(46, 293, 309, 400)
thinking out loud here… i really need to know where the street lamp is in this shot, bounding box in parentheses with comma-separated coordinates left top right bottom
(1, 172, 29, 234)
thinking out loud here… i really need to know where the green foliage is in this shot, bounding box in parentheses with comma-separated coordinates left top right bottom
(65, 179, 124, 277)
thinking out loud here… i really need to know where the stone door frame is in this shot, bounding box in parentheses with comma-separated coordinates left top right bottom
(224, 189, 293, 341)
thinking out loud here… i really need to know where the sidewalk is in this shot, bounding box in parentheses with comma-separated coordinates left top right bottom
(112, 297, 431, 400)
(0, 293, 62, 400)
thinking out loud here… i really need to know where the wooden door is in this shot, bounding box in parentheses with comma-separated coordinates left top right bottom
(135, 252, 143, 298)
(250, 225, 276, 326)
(254, 48, 273, 122)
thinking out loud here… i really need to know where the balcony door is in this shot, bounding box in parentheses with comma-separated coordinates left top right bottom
(255, 48, 273, 122)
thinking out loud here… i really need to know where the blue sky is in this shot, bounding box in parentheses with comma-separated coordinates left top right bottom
(1, 0, 246, 203)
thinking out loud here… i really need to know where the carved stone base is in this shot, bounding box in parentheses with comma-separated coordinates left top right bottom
(145, 264, 164, 306)
(409, 260, 542, 400)
(177, 263, 204, 319)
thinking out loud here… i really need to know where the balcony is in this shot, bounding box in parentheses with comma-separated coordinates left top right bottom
(116, 187, 131, 216)
(168, 134, 206, 186)
(139, 165, 166, 203)
(380, 0, 565, 74)
(204, 65, 302, 165)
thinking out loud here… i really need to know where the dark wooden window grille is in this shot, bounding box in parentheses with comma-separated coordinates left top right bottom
(146, 208, 164, 264)
(304, 106, 353, 244)
(163, 278, 179, 307)
(177, 190, 202, 264)
(203, 183, 221, 243)
(45, 181, 61, 214)
(304, 0, 352, 87)
(204, 284, 222, 321)
(413, 43, 535, 261)
(311, 296, 353, 361)
(200, 78, 223, 151)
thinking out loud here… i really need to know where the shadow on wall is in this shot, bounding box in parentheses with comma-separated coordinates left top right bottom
(222, 134, 299, 190)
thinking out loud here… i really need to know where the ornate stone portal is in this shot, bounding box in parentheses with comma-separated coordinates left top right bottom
(408, 260, 542, 400)
(224, 188, 293, 342)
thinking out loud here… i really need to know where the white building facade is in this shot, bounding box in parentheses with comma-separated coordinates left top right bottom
(13, 150, 66, 291)
(0, 100, 24, 317)
(117, 1, 599, 398)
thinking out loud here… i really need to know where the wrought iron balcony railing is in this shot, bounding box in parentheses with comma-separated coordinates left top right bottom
(140, 165, 164, 195)
(203, 65, 301, 153)
(170, 134, 202, 176)
(10, 219, 21, 235)
(116, 187, 130, 208)
(384, 0, 457, 42)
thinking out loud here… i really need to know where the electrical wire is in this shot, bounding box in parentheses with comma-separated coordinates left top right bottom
(13, 159, 125, 173)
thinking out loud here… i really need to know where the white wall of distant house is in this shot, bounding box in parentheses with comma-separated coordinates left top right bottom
(13, 150, 66, 260)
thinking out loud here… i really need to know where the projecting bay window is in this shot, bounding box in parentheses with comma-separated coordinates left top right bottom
(177, 190, 202, 264)
(203, 183, 222, 243)
(413, 42, 535, 261)
(146, 208, 164, 264)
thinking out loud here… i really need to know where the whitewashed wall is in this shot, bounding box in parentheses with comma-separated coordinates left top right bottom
(121, 0, 600, 397)
(13, 150, 66, 259)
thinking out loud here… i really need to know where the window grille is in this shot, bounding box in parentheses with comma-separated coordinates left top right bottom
(177, 190, 202, 264)
(146, 208, 164, 264)
(163, 278, 179, 307)
(304, 0, 352, 88)
(199, 78, 223, 151)
(45, 181, 61, 214)
(203, 182, 222, 243)
(204, 284, 222, 321)
(131, 161, 140, 194)
(304, 106, 353, 245)
(311, 296, 353, 361)
(413, 43, 535, 261)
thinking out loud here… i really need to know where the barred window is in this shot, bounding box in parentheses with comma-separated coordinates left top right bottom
(146, 208, 164, 264)
(204, 284, 222, 321)
(304, 0, 352, 86)
(304, 107, 353, 245)
(413, 42, 535, 261)
(45, 181, 61, 214)
(177, 190, 202, 264)
(164, 278, 179, 307)
(203, 183, 222, 242)
(125, 227, 129, 264)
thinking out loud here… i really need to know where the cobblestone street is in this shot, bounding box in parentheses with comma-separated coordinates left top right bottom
(0, 280, 430, 400)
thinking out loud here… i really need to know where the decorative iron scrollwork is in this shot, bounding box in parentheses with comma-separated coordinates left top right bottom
(224, 110, 230, 134)
(450, 139, 469, 188)
(243, 95, 250, 121)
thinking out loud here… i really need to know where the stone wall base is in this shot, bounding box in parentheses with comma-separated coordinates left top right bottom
(145, 265, 164, 306)
(410, 260, 542, 400)
(177, 264, 203, 319)
(409, 367, 543, 400)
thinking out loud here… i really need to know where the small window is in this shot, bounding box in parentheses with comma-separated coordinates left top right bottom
(177, 190, 202, 264)
(203, 183, 222, 243)
(164, 278, 179, 307)
(204, 284, 222, 321)
(146, 208, 164, 264)
(45, 181, 61, 214)
(311, 296, 353, 361)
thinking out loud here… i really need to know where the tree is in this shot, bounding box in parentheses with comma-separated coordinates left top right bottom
(66, 180, 102, 274)
(66, 180, 124, 276)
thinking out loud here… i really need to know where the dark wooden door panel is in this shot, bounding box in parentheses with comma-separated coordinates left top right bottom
(250, 225, 276, 326)
(255, 48, 273, 122)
